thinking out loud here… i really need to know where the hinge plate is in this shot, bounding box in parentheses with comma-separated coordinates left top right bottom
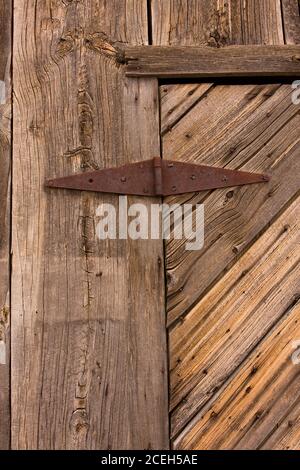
(45, 157, 269, 196)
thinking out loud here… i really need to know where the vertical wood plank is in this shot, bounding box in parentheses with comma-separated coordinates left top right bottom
(12, 0, 168, 449)
(0, 0, 12, 451)
(229, 0, 284, 44)
(281, 0, 300, 44)
(151, 0, 284, 46)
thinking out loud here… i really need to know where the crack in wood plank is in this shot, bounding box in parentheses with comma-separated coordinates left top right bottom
(153, 0, 300, 450)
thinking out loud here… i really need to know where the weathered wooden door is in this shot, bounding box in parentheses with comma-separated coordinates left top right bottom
(161, 81, 300, 449)
(156, 2, 300, 450)
(1, 0, 300, 451)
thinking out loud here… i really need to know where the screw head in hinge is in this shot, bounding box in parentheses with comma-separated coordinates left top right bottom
(45, 158, 270, 196)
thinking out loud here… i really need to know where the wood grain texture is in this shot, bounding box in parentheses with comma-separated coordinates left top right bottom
(163, 83, 300, 324)
(124, 45, 300, 78)
(12, 0, 168, 450)
(174, 312, 300, 448)
(160, 83, 213, 135)
(281, 0, 300, 44)
(171, 195, 300, 441)
(0, 0, 11, 450)
(151, 0, 285, 46)
(260, 389, 300, 450)
(153, 0, 300, 450)
(156, 0, 297, 323)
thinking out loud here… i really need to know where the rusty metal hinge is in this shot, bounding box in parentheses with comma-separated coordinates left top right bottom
(45, 157, 269, 196)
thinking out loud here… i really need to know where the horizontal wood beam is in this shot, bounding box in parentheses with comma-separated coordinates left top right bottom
(123, 45, 300, 78)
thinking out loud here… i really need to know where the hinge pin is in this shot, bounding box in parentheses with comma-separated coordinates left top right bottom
(153, 157, 163, 196)
(45, 157, 270, 196)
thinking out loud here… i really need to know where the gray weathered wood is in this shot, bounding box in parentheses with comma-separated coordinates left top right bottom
(0, 0, 11, 451)
(12, 0, 168, 450)
(124, 45, 300, 78)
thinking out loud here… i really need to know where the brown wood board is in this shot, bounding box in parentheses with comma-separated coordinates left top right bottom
(1, 0, 300, 451)
(152, 0, 300, 450)
(124, 45, 300, 78)
(0, 0, 12, 451)
(11, 0, 169, 450)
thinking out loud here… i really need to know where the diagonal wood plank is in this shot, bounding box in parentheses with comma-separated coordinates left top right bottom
(174, 293, 300, 449)
(163, 84, 300, 325)
(260, 396, 300, 449)
(236, 373, 300, 449)
(153, 0, 300, 450)
(170, 194, 300, 439)
(234, 373, 300, 449)
(160, 83, 214, 135)
(0, 0, 12, 450)
(12, 0, 168, 449)
(154, 0, 288, 327)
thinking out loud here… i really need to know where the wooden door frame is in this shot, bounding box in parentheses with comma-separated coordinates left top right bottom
(4, 0, 300, 451)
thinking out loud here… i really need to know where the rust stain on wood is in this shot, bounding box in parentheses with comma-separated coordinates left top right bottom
(3, 0, 300, 451)
(153, 0, 300, 451)
(45, 157, 269, 195)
